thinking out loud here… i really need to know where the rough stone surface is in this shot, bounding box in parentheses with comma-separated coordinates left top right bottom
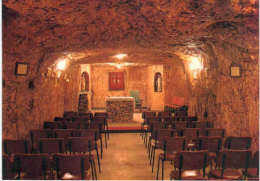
(106, 99, 134, 122)
(3, 64, 81, 139)
(2, 0, 259, 152)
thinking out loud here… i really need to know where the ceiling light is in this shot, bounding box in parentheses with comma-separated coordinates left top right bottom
(56, 59, 68, 71)
(114, 53, 127, 60)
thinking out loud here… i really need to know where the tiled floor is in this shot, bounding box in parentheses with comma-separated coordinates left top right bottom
(97, 133, 173, 180)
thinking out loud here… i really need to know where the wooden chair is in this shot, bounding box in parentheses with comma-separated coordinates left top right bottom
(224, 136, 252, 150)
(39, 138, 65, 154)
(14, 153, 51, 180)
(43, 121, 63, 129)
(182, 128, 199, 150)
(30, 129, 54, 152)
(91, 116, 108, 148)
(68, 137, 100, 177)
(246, 151, 259, 180)
(209, 150, 251, 180)
(54, 129, 74, 151)
(3, 154, 16, 179)
(205, 128, 225, 137)
(150, 128, 177, 172)
(3, 139, 29, 155)
(53, 153, 92, 180)
(198, 136, 222, 167)
(72, 129, 103, 159)
(156, 136, 186, 180)
(170, 150, 209, 180)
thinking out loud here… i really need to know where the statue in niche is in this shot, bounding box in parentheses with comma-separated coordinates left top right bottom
(154, 72, 162, 92)
(80, 72, 89, 92)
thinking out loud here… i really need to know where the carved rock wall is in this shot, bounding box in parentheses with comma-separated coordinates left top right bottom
(2, 57, 81, 140)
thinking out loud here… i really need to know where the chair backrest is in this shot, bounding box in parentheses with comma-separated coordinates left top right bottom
(43, 121, 63, 129)
(193, 121, 210, 129)
(142, 111, 157, 119)
(30, 129, 54, 151)
(39, 138, 65, 154)
(206, 128, 225, 137)
(158, 128, 177, 139)
(54, 153, 90, 179)
(14, 153, 50, 179)
(4, 140, 29, 154)
(94, 112, 108, 119)
(158, 111, 171, 119)
(249, 151, 259, 169)
(164, 137, 186, 152)
(3, 154, 15, 179)
(224, 136, 252, 150)
(72, 129, 97, 140)
(174, 150, 208, 171)
(198, 136, 222, 153)
(68, 137, 95, 153)
(182, 128, 199, 138)
(174, 122, 187, 129)
(64, 122, 80, 129)
(219, 150, 251, 170)
(54, 129, 73, 139)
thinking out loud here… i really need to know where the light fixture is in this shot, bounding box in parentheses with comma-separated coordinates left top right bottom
(189, 56, 203, 71)
(114, 53, 127, 60)
(56, 58, 68, 71)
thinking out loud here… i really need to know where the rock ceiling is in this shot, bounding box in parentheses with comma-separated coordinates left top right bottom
(3, 0, 259, 67)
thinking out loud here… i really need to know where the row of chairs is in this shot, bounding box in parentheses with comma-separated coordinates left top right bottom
(3, 153, 95, 180)
(158, 149, 258, 180)
(152, 135, 253, 179)
(142, 111, 196, 121)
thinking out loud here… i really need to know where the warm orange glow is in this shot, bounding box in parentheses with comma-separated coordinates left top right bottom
(56, 59, 67, 70)
(114, 53, 127, 60)
(189, 56, 203, 71)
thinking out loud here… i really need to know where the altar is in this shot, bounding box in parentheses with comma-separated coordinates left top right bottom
(106, 97, 134, 122)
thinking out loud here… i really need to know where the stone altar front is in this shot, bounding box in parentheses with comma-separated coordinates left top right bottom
(106, 97, 134, 122)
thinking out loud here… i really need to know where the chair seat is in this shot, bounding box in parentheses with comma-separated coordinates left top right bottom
(159, 152, 177, 161)
(209, 168, 243, 180)
(170, 170, 207, 180)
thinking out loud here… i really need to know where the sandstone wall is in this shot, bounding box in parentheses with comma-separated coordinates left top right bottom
(90, 65, 148, 108)
(187, 41, 258, 152)
(3, 54, 81, 139)
(164, 62, 191, 107)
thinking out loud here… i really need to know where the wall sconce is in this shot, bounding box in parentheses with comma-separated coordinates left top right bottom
(230, 62, 241, 77)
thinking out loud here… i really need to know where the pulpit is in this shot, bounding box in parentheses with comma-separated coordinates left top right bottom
(106, 97, 134, 122)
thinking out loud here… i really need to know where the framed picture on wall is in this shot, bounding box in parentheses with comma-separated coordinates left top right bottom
(15, 62, 29, 76)
(109, 72, 125, 90)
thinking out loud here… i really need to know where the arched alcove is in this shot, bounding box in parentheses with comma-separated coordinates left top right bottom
(154, 72, 162, 92)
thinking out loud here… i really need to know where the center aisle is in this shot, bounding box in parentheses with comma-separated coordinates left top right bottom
(98, 133, 155, 180)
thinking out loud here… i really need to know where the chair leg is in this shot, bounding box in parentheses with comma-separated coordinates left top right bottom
(104, 132, 107, 149)
(156, 157, 160, 180)
(152, 147, 156, 172)
(92, 158, 98, 180)
(162, 160, 164, 180)
(106, 123, 110, 140)
(100, 138, 103, 159)
(90, 157, 95, 180)
(96, 147, 101, 173)
(149, 146, 153, 165)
